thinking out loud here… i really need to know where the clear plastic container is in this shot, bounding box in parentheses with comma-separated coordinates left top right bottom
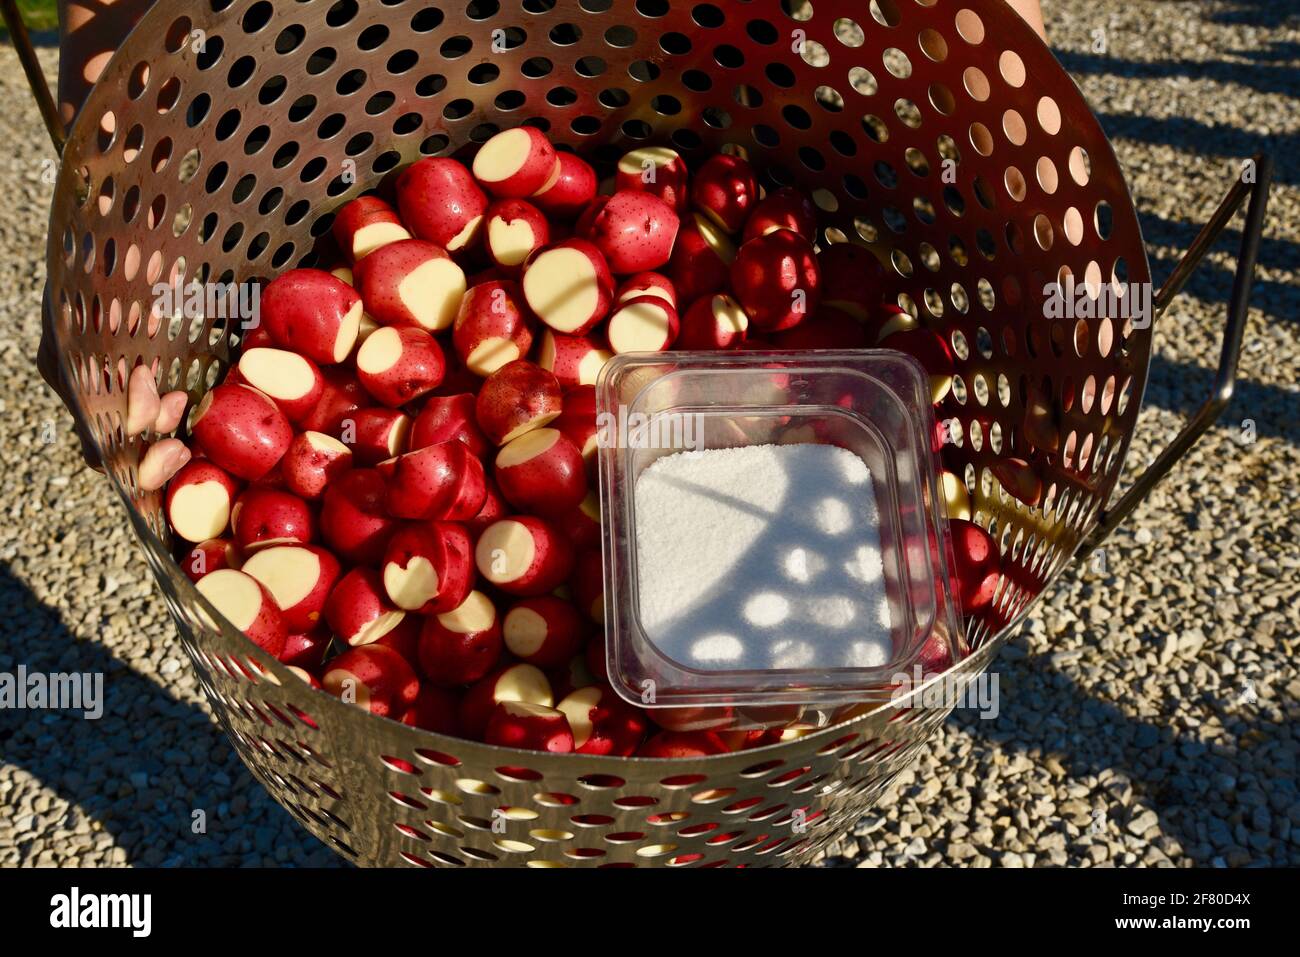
(596, 350, 963, 717)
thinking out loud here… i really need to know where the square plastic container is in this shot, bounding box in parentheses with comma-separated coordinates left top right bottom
(596, 350, 963, 715)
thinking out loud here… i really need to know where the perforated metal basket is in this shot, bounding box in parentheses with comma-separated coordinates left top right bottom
(11, 0, 1270, 866)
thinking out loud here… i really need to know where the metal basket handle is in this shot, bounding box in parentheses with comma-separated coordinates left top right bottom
(0, 0, 65, 153)
(1079, 153, 1274, 557)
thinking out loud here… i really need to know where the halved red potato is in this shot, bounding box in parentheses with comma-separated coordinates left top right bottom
(230, 487, 315, 553)
(556, 489, 601, 551)
(355, 238, 466, 333)
(503, 595, 584, 668)
(381, 521, 475, 615)
(395, 156, 488, 252)
(557, 685, 647, 756)
(731, 229, 822, 332)
(332, 195, 411, 262)
(530, 150, 597, 220)
(236, 348, 324, 424)
(355, 326, 446, 408)
(474, 359, 562, 445)
(484, 199, 551, 273)
(195, 568, 287, 658)
(459, 662, 554, 739)
(191, 384, 293, 481)
(691, 153, 758, 234)
(677, 293, 749, 350)
(472, 126, 558, 199)
(280, 431, 353, 501)
(668, 212, 736, 306)
(181, 539, 240, 584)
(377, 440, 486, 522)
(280, 630, 331, 670)
(521, 239, 614, 336)
(495, 428, 587, 516)
(606, 294, 680, 353)
(319, 468, 399, 565)
(742, 186, 818, 242)
(324, 567, 406, 647)
(451, 279, 534, 377)
(946, 518, 1001, 615)
(474, 516, 574, 596)
(879, 326, 955, 404)
(410, 393, 490, 460)
(322, 644, 420, 718)
(637, 730, 730, 758)
(417, 589, 502, 687)
(298, 366, 368, 435)
(166, 459, 241, 543)
(577, 190, 680, 274)
(548, 653, 597, 701)
(400, 685, 462, 734)
(338, 407, 411, 467)
(241, 544, 341, 634)
(485, 701, 575, 752)
(259, 268, 363, 365)
(537, 330, 611, 389)
(939, 469, 973, 521)
(873, 303, 917, 342)
(616, 270, 676, 309)
(371, 614, 422, 666)
(616, 145, 690, 213)
(465, 477, 508, 543)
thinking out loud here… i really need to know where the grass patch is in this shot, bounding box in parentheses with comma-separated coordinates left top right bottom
(2, 0, 60, 37)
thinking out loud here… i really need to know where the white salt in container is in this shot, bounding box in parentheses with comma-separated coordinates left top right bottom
(596, 351, 964, 725)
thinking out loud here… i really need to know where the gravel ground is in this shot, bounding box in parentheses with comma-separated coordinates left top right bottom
(1, 1, 1297, 868)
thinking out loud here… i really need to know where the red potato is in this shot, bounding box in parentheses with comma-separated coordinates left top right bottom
(325, 567, 407, 647)
(948, 518, 1001, 614)
(166, 459, 241, 543)
(606, 295, 679, 353)
(181, 538, 241, 583)
(557, 686, 647, 756)
(583, 630, 608, 684)
(417, 589, 502, 687)
(873, 303, 917, 342)
(637, 730, 730, 758)
(615, 145, 690, 214)
(259, 268, 363, 365)
(645, 704, 735, 733)
(410, 393, 490, 459)
(772, 310, 868, 350)
(280, 630, 331, 670)
(371, 614, 422, 665)
(616, 271, 676, 309)
(916, 630, 954, 677)
(298, 366, 369, 435)
(474, 359, 563, 445)
(241, 544, 341, 634)
(452, 280, 534, 377)
(332, 195, 411, 262)
(879, 326, 955, 403)
(668, 213, 736, 305)
(459, 662, 553, 739)
(239, 324, 275, 350)
(817, 242, 887, 322)
(280, 432, 352, 501)
(395, 156, 488, 252)
(485, 701, 575, 752)
(191, 384, 293, 481)
(495, 428, 587, 515)
(377, 441, 486, 521)
(338, 407, 410, 467)
(474, 516, 574, 596)
(503, 595, 585, 668)
(230, 487, 315, 553)
(548, 654, 597, 701)
(195, 568, 287, 659)
(428, 348, 483, 398)
(322, 644, 420, 718)
(743, 186, 818, 242)
(466, 477, 508, 542)
(400, 686, 461, 734)
(537, 330, 611, 390)
(553, 385, 599, 477)
(530, 150, 597, 220)
(577, 190, 680, 274)
(472, 126, 557, 199)
(521, 239, 614, 336)
(235, 348, 324, 425)
(483, 199, 551, 273)
(679, 293, 747, 350)
(992, 457, 1043, 507)
(691, 153, 758, 234)
(731, 229, 822, 332)
(355, 326, 446, 408)
(557, 490, 601, 551)
(320, 468, 399, 565)
(939, 469, 973, 522)
(570, 547, 605, 625)
(354, 238, 466, 333)
(381, 521, 475, 615)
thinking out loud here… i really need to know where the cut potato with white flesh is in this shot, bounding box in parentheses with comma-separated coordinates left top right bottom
(237, 348, 323, 422)
(195, 568, 285, 656)
(384, 556, 440, 611)
(521, 241, 612, 336)
(472, 127, 557, 198)
(537, 330, 611, 388)
(241, 544, 340, 633)
(607, 296, 679, 353)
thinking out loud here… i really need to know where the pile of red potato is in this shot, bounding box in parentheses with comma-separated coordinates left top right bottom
(160, 126, 1002, 756)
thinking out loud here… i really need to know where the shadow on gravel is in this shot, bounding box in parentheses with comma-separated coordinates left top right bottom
(1055, 48, 1300, 101)
(0, 563, 334, 866)
(1095, 112, 1298, 186)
